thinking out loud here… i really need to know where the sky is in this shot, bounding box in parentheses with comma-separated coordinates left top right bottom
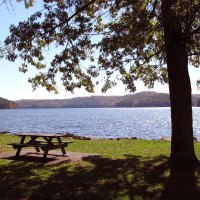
(0, 1, 199, 101)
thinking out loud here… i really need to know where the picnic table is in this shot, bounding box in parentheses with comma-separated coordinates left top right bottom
(7, 133, 74, 159)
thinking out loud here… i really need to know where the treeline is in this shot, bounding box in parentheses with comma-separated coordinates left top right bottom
(14, 91, 200, 108)
(1, 92, 200, 109)
(0, 97, 18, 109)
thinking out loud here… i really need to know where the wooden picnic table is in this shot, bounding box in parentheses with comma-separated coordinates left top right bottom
(7, 133, 73, 159)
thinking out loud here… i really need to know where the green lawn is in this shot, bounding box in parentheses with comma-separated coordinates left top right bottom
(0, 134, 200, 200)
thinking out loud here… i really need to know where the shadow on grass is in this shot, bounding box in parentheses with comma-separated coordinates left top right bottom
(0, 155, 199, 200)
(2, 154, 56, 163)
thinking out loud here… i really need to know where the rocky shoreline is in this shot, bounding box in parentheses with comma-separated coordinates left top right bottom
(62, 132, 139, 140)
(0, 131, 198, 141)
(0, 131, 138, 140)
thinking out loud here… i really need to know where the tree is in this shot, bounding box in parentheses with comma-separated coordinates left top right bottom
(4, 0, 200, 164)
(0, 42, 5, 59)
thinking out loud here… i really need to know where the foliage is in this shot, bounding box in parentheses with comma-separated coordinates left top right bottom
(15, 91, 170, 108)
(0, 42, 4, 59)
(0, 42, 8, 59)
(16, 0, 35, 8)
(0, 0, 35, 9)
(4, 0, 199, 93)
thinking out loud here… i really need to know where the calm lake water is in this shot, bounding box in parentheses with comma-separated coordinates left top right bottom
(0, 108, 200, 140)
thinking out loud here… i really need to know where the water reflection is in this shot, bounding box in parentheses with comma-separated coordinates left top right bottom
(0, 108, 200, 140)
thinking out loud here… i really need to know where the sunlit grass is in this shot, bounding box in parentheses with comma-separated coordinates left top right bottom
(1, 134, 200, 159)
(66, 139, 171, 159)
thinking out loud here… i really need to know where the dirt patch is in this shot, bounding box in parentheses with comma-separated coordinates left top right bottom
(0, 149, 100, 165)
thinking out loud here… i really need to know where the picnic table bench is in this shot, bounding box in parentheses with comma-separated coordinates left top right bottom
(7, 133, 73, 159)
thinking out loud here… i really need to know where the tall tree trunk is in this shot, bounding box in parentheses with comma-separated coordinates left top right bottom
(161, 0, 198, 164)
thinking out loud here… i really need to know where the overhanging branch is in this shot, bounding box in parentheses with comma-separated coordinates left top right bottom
(38, 0, 97, 38)
(188, 52, 200, 56)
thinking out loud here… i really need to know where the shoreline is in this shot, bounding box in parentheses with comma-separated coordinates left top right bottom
(1, 131, 198, 141)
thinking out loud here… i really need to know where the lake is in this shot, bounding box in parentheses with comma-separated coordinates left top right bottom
(0, 108, 200, 140)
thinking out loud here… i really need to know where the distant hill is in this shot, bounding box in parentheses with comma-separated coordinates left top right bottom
(15, 91, 200, 108)
(15, 91, 162, 108)
(115, 92, 170, 107)
(0, 97, 18, 109)
(192, 94, 200, 106)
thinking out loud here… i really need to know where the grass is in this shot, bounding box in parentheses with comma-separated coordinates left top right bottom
(0, 134, 200, 199)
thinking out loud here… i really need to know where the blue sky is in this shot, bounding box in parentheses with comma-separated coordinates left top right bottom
(0, 1, 199, 100)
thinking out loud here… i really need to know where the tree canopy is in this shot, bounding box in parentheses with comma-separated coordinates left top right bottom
(5, 0, 199, 94)
(0, 42, 5, 59)
(3, 0, 200, 163)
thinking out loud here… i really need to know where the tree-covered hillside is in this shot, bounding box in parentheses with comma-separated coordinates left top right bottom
(15, 92, 200, 108)
(0, 97, 18, 109)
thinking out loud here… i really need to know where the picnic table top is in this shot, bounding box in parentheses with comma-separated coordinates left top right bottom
(13, 133, 68, 138)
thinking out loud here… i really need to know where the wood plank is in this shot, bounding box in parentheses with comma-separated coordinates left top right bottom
(8, 142, 73, 150)
(7, 143, 33, 149)
(13, 133, 68, 137)
(40, 143, 69, 151)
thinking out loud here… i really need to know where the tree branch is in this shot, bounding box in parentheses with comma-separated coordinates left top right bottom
(189, 25, 200, 36)
(148, 0, 158, 19)
(142, 47, 164, 65)
(0, 0, 15, 13)
(188, 52, 200, 56)
(0, 0, 5, 7)
(39, 0, 97, 37)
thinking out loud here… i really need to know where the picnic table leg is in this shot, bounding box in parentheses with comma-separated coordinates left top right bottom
(43, 149, 49, 159)
(57, 137, 66, 155)
(42, 137, 52, 159)
(16, 136, 25, 157)
(35, 146, 40, 152)
(29, 136, 40, 152)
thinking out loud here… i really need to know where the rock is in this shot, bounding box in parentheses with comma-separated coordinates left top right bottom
(131, 137, 138, 140)
(64, 133, 91, 140)
(0, 131, 10, 134)
(161, 136, 171, 141)
(193, 136, 198, 141)
(161, 136, 198, 141)
(62, 133, 139, 140)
